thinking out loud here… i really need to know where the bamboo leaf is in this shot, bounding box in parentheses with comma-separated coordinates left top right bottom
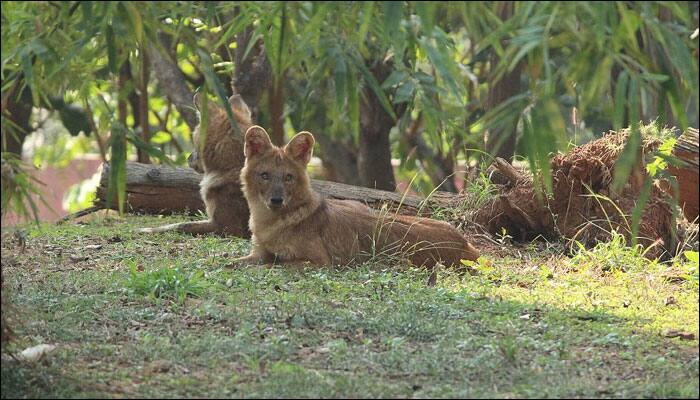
(80, 1, 93, 30)
(334, 53, 347, 110)
(415, 2, 436, 33)
(105, 23, 117, 74)
(348, 69, 360, 137)
(613, 70, 629, 130)
(107, 122, 127, 214)
(357, 1, 374, 52)
(666, 82, 688, 131)
(640, 73, 670, 82)
(197, 88, 209, 156)
(19, 51, 33, 96)
(581, 56, 612, 111)
(127, 131, 175, 166)
(196, 48, 241, 136)
(508, 39, 541, 73)
(613, 76, 640, 193)
(381, 70, 409, 89)
(393, 79, 417, 104)
(354, 57, 397, 120)
(659, 25, 697, 92)
(382, 1, 402, 40)
(526, 98, 567, 195)
(419, 34, 462, 103)
(124, 2, 144, 43)
(241, 31, 263, 63)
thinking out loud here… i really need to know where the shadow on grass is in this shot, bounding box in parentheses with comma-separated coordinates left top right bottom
(1, 261, 698, 398)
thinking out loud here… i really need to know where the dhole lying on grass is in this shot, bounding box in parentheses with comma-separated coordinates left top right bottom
(139, 94, 252, 237)
(233, 126, 480, 269)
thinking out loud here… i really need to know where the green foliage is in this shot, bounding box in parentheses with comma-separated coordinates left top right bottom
(571, 230, 652, 273)
(0, 153, 48, 223)
(629, 124, 681, 246)
(1, 1, 697, 217)
(127, 260, 206, 304)
(465, 172, 498, 208)
(429, 171, 496, 223)
(62, 177, 98, 214)
(470, 1, 697, 193)
(679, 251, 699, 288)
(30, 128, 93, 169)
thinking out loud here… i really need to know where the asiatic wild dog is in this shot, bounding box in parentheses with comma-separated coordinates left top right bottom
(139, 94, 252, 237)
(234, 126, 479, 268)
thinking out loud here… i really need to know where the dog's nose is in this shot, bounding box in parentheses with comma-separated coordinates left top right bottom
(270, 197, 283, 206)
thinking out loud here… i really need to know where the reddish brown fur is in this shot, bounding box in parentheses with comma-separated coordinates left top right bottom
(139, 95, 253, 237)
(235, 126, 479, 268)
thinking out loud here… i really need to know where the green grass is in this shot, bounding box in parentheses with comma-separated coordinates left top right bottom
(429, 171, 498, 226)
(127, 260, 207, 304)
(1, 214, 698, 398)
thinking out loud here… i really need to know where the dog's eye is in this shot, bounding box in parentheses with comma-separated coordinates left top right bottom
(285, 174, 294, 182)
(260, 172, 269, 180)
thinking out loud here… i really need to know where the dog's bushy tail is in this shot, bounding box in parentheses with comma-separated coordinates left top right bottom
(137, 220, 218, 235)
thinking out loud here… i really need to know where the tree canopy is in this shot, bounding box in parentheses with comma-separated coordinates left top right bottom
(1, 1, 698, 216)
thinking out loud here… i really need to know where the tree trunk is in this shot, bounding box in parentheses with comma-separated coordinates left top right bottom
(1, 81, 32, 156)
(2, 74, 94, 158)
(118, 61, 130, 126)
(358, 62, 397, 191)
(268, 75, 286, 146)
(484, 1, 520, 161)
(314, 132, 361, 186)
(233, 26, 271, 119)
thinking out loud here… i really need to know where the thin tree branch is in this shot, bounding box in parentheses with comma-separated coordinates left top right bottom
(148, 34, 198, 130)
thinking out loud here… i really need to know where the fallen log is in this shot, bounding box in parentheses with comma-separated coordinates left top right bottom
(95, 163, 204, 215)
(668, 127, 698, 221)
(94, 161, 458, 218)
(492, 157, 528, 185)
(473, 129, 698, 260)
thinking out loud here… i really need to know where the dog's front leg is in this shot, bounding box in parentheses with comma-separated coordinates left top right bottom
(229, 254, 264, 265)
(280, 242, 331, 268)
(227, 243, 274, 268)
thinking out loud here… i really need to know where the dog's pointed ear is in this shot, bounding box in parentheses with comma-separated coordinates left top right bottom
(193, 92, 210, 111)
(285, 131, 315, 165)
(193, 93, 202, 123)
(193, 92, 211, 124)
(229, 94, 251, 123)
(245, 126, 273, 158)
